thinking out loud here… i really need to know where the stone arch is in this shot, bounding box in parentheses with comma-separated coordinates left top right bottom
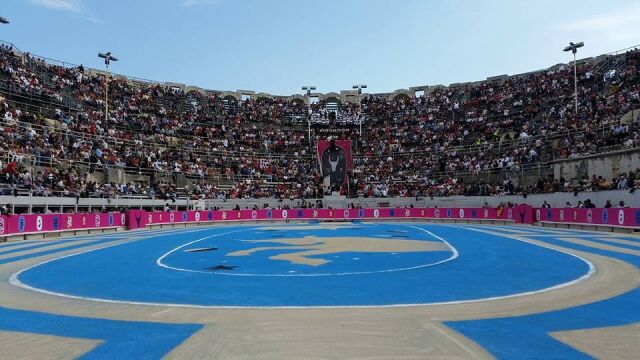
(223, 95, 239, 103)
(320, 92, 341, 103)
(222, 95, 239, 110)
(255, 92, 273, 102)
(389, 90, 412, 102)
(324, 96, 341, 104)
(221, 92, 241, 101)
(184, 86, 207, 96)
(290, 97, 305, 105)
(288, 94, 306, 104)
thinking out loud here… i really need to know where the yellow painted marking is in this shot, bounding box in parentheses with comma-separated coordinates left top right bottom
(227, 236, 449, 266)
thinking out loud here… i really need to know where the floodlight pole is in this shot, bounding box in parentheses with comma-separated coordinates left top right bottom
(98, 52, 118, 128)
(105, 61, 110, 124)
(572, 51, 577, 114)
(302, 85, 316, 147)
(563, 42, 584, 115)
(352, 84, 367, 137)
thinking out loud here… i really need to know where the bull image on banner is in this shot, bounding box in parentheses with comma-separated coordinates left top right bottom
(317, 139, 352, 185)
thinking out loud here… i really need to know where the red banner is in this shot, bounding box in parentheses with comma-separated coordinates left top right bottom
(317, 139, 352, 185)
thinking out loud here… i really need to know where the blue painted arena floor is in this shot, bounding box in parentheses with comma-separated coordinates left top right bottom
(0, 223, 638, 359)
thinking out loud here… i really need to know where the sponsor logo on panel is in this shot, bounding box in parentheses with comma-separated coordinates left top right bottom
(18, 216, 26, 232)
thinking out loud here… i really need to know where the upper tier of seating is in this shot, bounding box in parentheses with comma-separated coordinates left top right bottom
(0, 41, 639, 200)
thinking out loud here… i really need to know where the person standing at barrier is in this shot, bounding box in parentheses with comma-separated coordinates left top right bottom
(0, 203, 12, 215)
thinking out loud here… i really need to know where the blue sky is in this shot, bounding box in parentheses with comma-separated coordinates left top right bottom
(2, 0, 640, 95)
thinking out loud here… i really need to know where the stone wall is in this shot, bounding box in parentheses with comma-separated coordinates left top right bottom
(554, 149, 640, 182)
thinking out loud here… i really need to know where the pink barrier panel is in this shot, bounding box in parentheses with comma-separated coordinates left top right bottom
(127, 210, 148, 230)
(535, 207, 640, 227)
(140, 206, 533, 226)
(0, 215, 5, 236)
(0, 212, 127, 235)
(0, 206, 541, 236)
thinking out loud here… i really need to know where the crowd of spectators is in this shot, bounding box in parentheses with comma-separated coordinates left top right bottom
(0, 42, 639, 200)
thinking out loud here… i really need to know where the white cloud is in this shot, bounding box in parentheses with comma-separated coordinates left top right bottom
(181, 0, 221, 7)
(559, 4, 640, 44)
(28, 0, 102, 23)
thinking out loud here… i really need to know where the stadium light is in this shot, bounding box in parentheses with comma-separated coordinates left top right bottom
(98, 52, 118, 126)
(563, 42, 584, 115)
(301, 86, 316, 96)
(0, 17, 9, 24)
(302, 86, 316, 147)
(352, 84, 367, 95)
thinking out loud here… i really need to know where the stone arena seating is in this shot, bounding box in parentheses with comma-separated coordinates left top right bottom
(0, 40, 639, 207)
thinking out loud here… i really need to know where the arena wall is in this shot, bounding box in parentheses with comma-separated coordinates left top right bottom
(2, 189, 638, 215)
(554, 148, 640, 182)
